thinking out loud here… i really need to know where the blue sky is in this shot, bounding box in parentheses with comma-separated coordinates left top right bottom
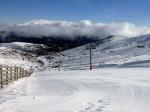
(0, 0, 150, 26)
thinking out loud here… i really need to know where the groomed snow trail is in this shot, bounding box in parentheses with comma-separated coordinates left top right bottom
(0, 68, 150, 112)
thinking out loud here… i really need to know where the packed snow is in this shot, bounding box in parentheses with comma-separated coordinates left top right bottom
(0, 68, 150, 112)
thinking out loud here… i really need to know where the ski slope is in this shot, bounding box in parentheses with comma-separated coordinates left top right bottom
(0, 68, 150, 112)
(51, 35, 150, 70)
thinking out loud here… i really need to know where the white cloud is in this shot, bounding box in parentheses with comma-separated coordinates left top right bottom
(0, 19, 150, 39)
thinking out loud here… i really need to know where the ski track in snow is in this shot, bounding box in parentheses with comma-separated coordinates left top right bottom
(0, 68, 150, 112)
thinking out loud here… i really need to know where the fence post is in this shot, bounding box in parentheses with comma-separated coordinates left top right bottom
(14, 66, 18, 80)
(5, 66, 8, 85)
(22, 69, 24, 77)
(0, 67, 3, 88)
(10, 67, 13, 82)
(12, 67, 15, 81)
(18, 68, 21, 78)
(20, 68, 23, 78)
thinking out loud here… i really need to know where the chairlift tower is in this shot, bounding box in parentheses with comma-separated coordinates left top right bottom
(90, 43, 92, 70)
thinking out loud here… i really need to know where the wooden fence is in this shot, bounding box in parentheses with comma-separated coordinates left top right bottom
(0, 66, 33, 89)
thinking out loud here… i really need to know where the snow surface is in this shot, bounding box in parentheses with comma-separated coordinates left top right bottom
(0, 68, 150, 112)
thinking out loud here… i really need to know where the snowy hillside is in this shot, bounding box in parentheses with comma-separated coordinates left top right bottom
(1, 34, 150, 70)
(51, 34, 150, 70)
(0, 42, 49, 70)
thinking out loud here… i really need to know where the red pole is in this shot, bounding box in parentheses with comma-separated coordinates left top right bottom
(90, 43, 92, 70)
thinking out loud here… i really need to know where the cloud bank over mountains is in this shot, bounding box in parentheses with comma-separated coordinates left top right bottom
(0, 19, 150, 39)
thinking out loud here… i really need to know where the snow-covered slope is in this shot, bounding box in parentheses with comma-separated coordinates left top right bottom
(51, 34, 150, 70)
(0, 42, 49, 70)
(1, 34, 150, 70)
(0, 42, 48, 53)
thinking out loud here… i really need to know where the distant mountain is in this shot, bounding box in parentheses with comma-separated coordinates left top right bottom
(0, 33, 101, 52)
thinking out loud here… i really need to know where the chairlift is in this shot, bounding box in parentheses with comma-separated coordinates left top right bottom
(137, 44, 145, 48)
